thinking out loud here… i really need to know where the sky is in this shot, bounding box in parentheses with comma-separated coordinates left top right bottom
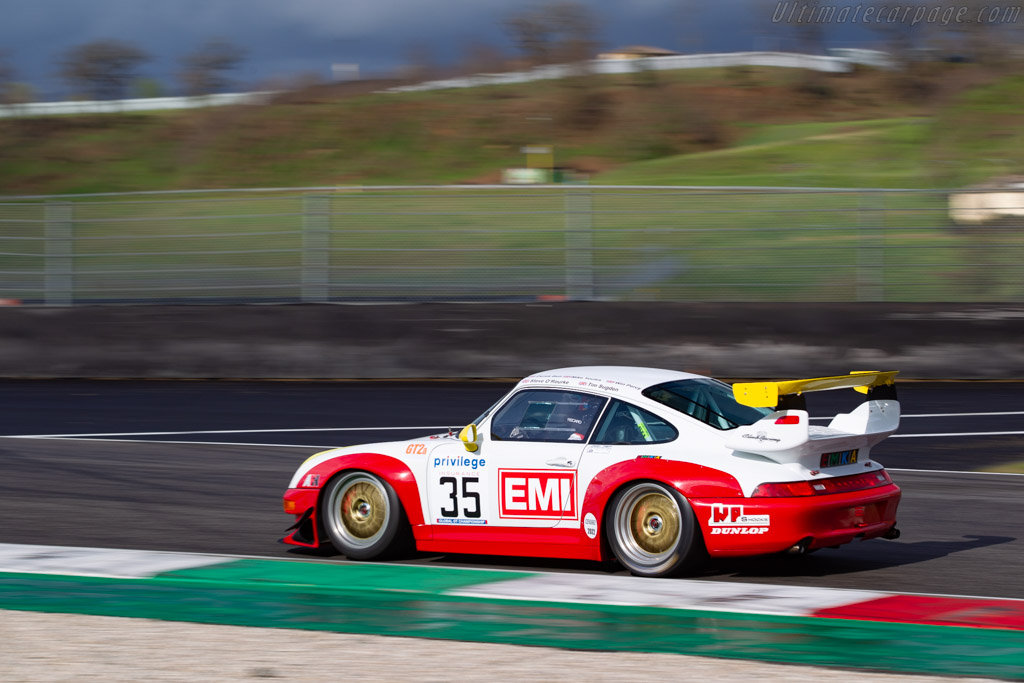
(1, 0, 881, 99)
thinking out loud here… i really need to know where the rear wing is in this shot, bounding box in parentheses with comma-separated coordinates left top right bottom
(733, 371, 898, 410)
(724, 371, 900, 465)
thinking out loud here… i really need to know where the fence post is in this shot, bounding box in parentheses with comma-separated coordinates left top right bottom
(857, 191, 884, 302)
(564, 187, 595, 300)
(302, 194, 330, 303)
(44, 201, 73, 306)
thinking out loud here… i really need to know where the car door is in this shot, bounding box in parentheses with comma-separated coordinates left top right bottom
(426, 389, 606, 530)
(483, 388, 606, 528)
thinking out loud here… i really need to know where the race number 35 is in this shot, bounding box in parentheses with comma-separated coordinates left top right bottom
(439, 476, 481, 518)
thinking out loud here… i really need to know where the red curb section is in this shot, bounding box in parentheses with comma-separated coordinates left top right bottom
(815, 595, 1024, 630)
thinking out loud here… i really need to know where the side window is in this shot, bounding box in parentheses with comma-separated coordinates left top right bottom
(491, 390, 607, 443)
(592, 400, 678, 445)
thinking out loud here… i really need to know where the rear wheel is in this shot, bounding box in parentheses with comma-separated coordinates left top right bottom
(322, 471, 408, 560)
(606, 481, 703, 577)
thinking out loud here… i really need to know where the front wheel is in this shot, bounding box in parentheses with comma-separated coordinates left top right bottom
(322, 471, 408, 560)
(606, 481, 704, 577)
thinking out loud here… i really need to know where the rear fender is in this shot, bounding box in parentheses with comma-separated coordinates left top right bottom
(581, 459, 743, 560)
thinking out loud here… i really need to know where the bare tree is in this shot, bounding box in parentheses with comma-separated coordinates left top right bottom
(60, 39, 149, 100)
(461, 40, 507, 75)
(505, 1, 598, 65)
(0, 49, 13, 103)
(179, 39, 245, 96)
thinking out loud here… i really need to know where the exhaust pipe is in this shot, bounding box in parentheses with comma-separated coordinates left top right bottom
(883, 526, 901, 540)
(786, 537, 813, 554)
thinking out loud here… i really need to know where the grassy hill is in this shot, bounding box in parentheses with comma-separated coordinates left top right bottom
(1, 66, 1022, 194)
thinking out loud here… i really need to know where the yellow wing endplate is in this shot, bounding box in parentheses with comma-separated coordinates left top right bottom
(733, 371, 899, 408)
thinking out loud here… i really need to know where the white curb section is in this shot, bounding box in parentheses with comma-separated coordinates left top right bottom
(0, 543, 232, 579)
(452, 573, 889, 617)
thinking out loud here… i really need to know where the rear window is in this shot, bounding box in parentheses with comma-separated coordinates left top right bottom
(592, 400, 677, 445)
(642, 378, 771, 430)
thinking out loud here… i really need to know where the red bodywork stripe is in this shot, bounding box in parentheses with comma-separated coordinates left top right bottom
(815, 595, 1024, 631)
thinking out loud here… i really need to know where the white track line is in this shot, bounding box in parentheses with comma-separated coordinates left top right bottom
(889, 467, 1024, 476)
(8, 436, 334, 448)
(810, 410, 1024, 420)
(9, 436, 1023, 476)
(891, 430, 1024, 438)
(7, 425, 450, 439)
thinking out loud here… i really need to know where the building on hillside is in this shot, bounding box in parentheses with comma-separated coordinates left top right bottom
(597, 46, 679, 60)
(949, 176, 1024, 225)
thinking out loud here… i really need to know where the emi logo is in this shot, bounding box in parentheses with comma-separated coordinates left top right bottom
(499, 469, 576, 519)
(709, 504, 770, 527)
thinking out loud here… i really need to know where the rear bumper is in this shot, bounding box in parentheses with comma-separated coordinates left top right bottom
(692, 483, 901, 557)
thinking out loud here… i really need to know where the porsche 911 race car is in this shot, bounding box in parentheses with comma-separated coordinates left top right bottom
(282, 367, 902, 577)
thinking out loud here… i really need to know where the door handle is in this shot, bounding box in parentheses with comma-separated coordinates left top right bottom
(546, 458, 574, 468)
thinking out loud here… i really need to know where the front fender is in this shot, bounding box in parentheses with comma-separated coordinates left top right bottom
(283, 453, 425, 548)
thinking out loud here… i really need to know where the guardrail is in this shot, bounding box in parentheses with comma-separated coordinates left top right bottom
(0, 185, 1021, 305)
(385, 51, 855, 93)
(0, 91, 276, 119)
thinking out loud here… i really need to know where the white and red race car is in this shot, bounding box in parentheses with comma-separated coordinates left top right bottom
(282, 367, 902, 577)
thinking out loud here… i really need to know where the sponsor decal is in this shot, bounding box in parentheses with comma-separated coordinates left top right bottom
(406, 443, 428, 455)
(583, 512, 598, 539)
(301, 474, 321, 488)
(742, 431, 781, 444)
(820, 448, 859, 468)
(709, 505, 770, 527)
(435, 518, 488, 525)
(433, 455, 486, 470)
(568, 432, 584, 441)
(499, 469, 577, 519)
(636, 455, 662, 460)
(710, 527, 770, 535)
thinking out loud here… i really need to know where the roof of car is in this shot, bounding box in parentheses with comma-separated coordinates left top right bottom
(518, 366, 704, 400)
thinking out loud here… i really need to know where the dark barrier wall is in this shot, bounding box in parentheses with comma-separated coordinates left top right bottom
(1, 303, 1022, 379)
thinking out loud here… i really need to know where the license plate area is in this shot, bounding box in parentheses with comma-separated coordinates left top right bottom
(820, 448, 859, 468)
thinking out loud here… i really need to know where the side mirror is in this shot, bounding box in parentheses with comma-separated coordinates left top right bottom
(459, 423, 479, 452)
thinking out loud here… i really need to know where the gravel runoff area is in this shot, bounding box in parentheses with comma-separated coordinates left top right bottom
(0, 610, 995, 683)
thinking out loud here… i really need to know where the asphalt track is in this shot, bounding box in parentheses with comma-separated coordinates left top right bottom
(0, 380, 1021, 599)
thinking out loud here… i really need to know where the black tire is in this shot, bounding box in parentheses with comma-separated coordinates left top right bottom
(605, 481, 704, 577)
(321, 470, 410, 560)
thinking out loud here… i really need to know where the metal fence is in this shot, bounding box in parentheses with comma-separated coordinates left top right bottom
(0, 185, 1021, 305)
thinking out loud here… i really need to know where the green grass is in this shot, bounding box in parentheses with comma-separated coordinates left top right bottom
(595, 118, 934, 187)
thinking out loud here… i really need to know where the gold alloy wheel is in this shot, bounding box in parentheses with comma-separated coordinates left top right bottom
(628, 491, 681, 555)
(340, 480, 386, 540)
(612, 482, 685, 569)
(327, 473, 392, 550)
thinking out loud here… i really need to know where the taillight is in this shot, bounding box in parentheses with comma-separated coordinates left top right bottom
(775, 415, 801, 425)
(753, 469, 894, 497)
(752, 481, 816, 497)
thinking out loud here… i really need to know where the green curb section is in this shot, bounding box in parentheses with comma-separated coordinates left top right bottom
(0, 560, 1022, 679)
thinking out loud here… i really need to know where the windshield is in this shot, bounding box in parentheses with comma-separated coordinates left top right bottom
(642, 378, 772, 430)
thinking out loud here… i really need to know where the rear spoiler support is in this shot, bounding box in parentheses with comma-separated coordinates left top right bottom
(734, 371, 899, 410)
